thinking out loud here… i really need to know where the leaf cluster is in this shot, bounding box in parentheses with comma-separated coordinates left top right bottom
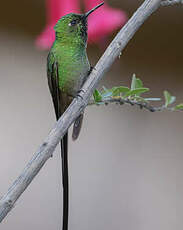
(92, 74, 183, 111)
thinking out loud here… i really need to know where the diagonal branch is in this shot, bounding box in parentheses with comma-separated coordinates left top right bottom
(0, 0, 162, 223)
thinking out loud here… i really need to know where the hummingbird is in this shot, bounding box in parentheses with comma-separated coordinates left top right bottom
(47, 2, 104, 230)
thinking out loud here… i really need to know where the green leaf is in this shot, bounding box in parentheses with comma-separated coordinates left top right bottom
(145, 98, 161, 101)
(131, 74, 143, 90)
(93, 89, 102, 103)
(102, 86, 108, 92)
(101, 86, 112, 98)
(169, 96, 176, 104)
(174, 103, 183, 110)
(101, 86, 130, 97)
(124, 88, 149, 97)
(131, 74, 136, 90)
(101, 90, 113, 98)
(112, 86, 130, 96)
(135, 78, 143, 89)
(101, 87, 115, 97)
(164, 90, 176, 107)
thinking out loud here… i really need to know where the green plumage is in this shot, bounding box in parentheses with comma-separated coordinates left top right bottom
(47, 13, 90, 134)
(48, 39, 90, 97)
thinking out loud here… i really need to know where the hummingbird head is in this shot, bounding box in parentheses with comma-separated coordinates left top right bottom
(54, 2, 104, 46)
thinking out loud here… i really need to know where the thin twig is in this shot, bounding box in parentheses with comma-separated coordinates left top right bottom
(0, 0, 163, 223)
(89, 97, 177, 112)
(161, 0, 183, 6)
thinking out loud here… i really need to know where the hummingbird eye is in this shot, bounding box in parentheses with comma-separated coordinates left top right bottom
(68, 20, 77, 27)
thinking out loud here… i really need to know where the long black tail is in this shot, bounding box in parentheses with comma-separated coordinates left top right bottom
(61, 132, 69, 230)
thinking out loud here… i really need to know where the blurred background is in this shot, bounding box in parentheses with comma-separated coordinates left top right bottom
(0, 0, 183, 230)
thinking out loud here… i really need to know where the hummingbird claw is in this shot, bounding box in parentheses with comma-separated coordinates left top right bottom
(77, 94, 83, 100)
(88, 66, 96, 75)
(77, 89, 86, 100)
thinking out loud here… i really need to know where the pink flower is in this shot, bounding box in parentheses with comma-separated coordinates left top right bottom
(35, 0, 127, 50)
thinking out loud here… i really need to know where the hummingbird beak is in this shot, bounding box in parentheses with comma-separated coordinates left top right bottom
(84, 2, 104, 19)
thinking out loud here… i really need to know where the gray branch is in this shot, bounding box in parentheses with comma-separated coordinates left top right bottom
(0, 0, 162, 223)
(161, 0, 183, 6)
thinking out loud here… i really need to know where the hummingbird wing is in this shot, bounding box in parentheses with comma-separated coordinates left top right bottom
(72, 66, 92, 140)
(47, 51, 69, 230)
(47, 53, 61, 120)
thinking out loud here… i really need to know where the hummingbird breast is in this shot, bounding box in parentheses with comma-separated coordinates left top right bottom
(57, 47, 90, 97)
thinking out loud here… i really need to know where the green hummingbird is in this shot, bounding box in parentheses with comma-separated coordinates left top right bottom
(47, 2, 104, 230)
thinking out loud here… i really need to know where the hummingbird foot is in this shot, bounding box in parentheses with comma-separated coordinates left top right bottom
(88, 66, 94, 75)
(76, 89, 86, 100)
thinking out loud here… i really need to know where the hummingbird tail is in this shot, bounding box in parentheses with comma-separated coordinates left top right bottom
(72, 113, 84, 140)
(61, 132, 69, 230)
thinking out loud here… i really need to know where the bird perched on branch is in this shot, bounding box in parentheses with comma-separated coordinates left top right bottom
(47, 2, 104, 230)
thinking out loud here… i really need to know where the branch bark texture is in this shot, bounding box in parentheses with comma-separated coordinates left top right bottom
(0, 0, 161, 223)
(161, 0, 183, 6)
